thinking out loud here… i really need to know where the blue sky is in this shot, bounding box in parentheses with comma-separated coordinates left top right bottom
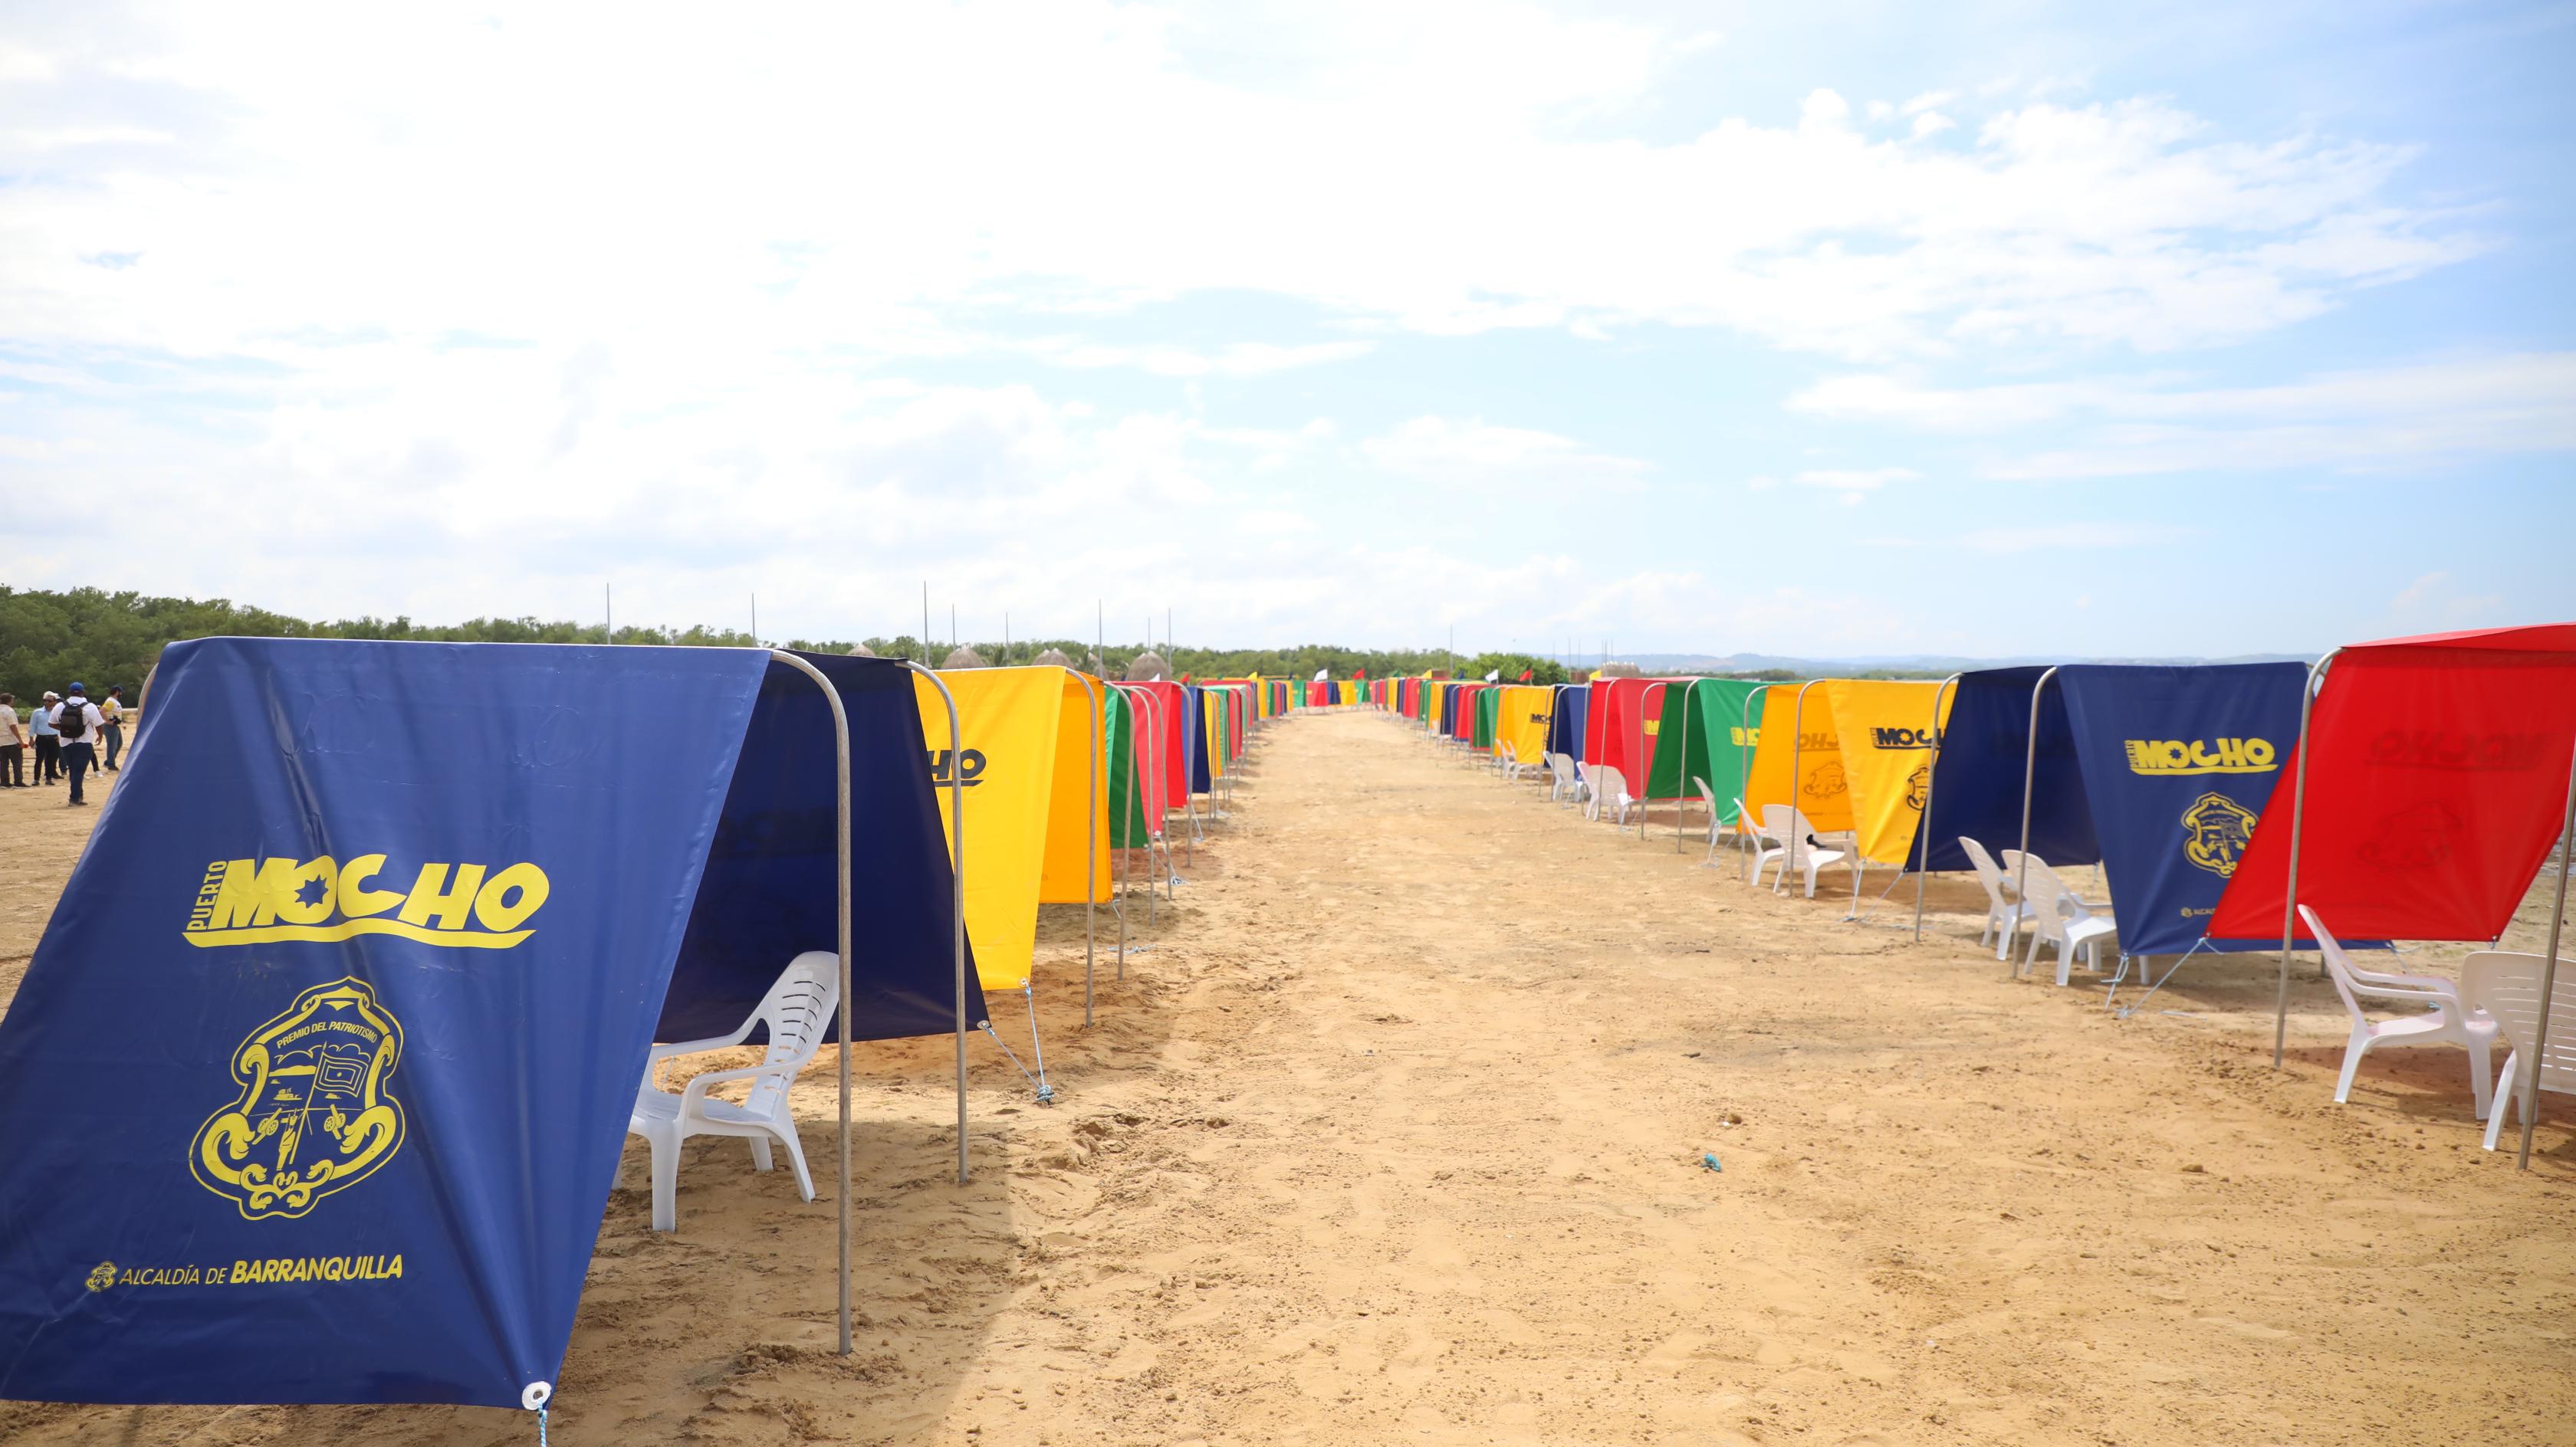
(2, 0, 2570, 657)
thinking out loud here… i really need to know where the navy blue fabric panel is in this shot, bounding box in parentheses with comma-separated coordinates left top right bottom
(0, 637, 764, 1407)
(2055, 663, 2308, 955)
(1919, 668, 2098, 872)
(657, 652, 986, 1045)
(1186, 687, 1213, 795)
(1547, 685, 1589, 765)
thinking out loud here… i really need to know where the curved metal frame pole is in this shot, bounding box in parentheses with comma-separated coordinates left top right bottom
(1648, 679, 1669, 839)
(1738, 687, 1760, 881)
(2271, 650, 2338, 1068)
(2014, 668, 2060, 979)
(1788, 680, 1822, 896)
(2518, 742, 2576, 1168)
(1914, 673, 1961, 942)
(1675, 680, 1696, 852)
(904, 661, 971, 1189)
(769, 651, 856, 1356)
(1066, 667, 1103, 1029)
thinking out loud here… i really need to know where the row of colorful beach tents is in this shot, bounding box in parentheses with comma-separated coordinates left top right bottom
(0, 638, 1308, 1415)
(1368, 623, 2576, 1108)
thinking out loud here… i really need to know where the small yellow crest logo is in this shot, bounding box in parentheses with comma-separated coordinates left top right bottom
(85, 1262, 116, 1293)
(2180, 792, 2259, 878)
(191, 977, 406, 1220)
(1904, 764, 1930, 812)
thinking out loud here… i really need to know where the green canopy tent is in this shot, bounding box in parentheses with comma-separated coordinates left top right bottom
(1644, 678, 1769, 851)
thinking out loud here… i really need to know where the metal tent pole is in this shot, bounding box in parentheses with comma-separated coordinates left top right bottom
(1738, 687, 1761, 881)
(2518, 742, 2576, 1168)
(2272, 651, 2338, 1069)
(2013, 668, 2060, 978)
(1068, 668, 1103, 1028)
(1787, 681, 1822, 896)
(1676, 680, 1696, 852)
(905, 662, 971, 1187)
(1914, 673, 1961, 942)
(768, 651, 855, 1356)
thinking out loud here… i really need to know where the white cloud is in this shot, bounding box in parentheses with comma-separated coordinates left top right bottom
(1788, 353, 2576, 477)
(1794, 467, 1918, 491)
(1954, 522, 2203, 553)
(1030, 339, 1374, 378)
(1909, 111, 1955, 140)
(2388, 570, 2503, 630)
(1359, 415, 1649, 488)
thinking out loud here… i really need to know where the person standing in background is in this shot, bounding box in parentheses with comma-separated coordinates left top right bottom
(29, 691, 59, 785)
(0, 694, 23, 787)
(48, 684, 105, 806)
(100, 687, 125, 771)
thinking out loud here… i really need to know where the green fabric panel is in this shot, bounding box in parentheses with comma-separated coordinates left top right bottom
(1644, 679, 1768, 820)
(1474, 687, 1498, 749)
(1106, 688, 1151, 848)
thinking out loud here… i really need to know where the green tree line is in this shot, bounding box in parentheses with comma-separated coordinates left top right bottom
(1, 587, 1597, 707)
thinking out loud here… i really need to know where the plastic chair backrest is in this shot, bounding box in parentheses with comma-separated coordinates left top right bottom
(744, 951, 840, 1117)
(1960, 837, 2011, 904)
(2462, 951, 2576, 1097)
(2299, 905, 2446, 1022)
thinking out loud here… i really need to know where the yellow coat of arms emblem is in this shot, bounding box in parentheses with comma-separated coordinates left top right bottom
(190, 977, 406, 1220)
(2180, 792, 2259, 878)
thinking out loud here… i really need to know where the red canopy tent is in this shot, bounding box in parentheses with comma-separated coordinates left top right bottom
(1592, 678, 1677, 810)
(2209, 623, 2576, 1165)
(1116, 680, 1188, 822)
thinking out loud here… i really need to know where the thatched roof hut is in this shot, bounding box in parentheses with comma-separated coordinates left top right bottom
(1595, 661, 1643, 679)
(1030, 647, 1074, 669)
(941, 645, 989, 670)
(1125, 650, 1171, 682)
(845, 642, 878, 658)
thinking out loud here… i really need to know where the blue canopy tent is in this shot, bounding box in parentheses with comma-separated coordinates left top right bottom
(1909, 663, 2330, 996)
(1546, 683, 1590, 782)
(0, 638, 976, 1416)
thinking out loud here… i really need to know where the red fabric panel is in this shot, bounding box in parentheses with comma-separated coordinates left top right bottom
(1116, 681, 1188, 816)
(1598, 678, 1679, 792)
(2210, 643, 2576, 942)
(1582, 679, 1613, 764)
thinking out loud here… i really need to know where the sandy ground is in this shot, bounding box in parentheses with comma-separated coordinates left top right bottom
(2, 710, 2573, 1446)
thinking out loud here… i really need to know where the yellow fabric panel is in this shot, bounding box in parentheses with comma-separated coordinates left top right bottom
(1037, 675, 1111, 905)
(1201, 692, 1226, 780)
(1497, 685, 1552, 762)
(1741, 684, 1855, 833)
(1820, 680, 1957, 865)
(914, 667, 1066, 992)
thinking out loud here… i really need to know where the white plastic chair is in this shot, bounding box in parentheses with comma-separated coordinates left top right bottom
(1546, 751, 1583, 805)
(1587, 766, 1631, 823)
(1729, 796, 1774, 875)
(2298, 907, 2496, 1121)
(1694, 781, 1742, 865)
(1958, 837, 2035, 960)
(629, 950, 840, 1232)
(2004, 851, 2117, 986)
(2463, 950, 2575, 1149)
(1756, 805, 1848, 898)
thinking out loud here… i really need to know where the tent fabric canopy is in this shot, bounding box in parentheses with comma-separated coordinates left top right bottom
(1495, 685, 1554, 764)
(1820, 680, 1957, 866)
(1643, 678, 1766, 822)
(2211, 628, 2576, 943)
(1916, 666, 2098, 874)
(0, 637, 973, 1410)
(1743, 684, 1854, 833)
(2052, 663, 2308, 956)
(914, 666, 1109, 991)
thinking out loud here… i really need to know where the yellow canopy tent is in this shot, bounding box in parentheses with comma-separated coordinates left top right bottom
(1496, 684, 1553, 764)
(912, 667, 1109, 999)
(1742, 682, 1854, 833)
(1820, 679, 1957, 867)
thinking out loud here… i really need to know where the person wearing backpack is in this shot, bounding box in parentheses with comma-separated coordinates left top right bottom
(49, 684, 106, 806)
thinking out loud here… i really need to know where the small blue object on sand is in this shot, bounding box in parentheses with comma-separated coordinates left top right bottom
(1702, 1153, 1722, 1173)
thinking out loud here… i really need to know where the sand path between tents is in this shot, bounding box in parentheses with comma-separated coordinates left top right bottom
(2, 710, 2573, 1446)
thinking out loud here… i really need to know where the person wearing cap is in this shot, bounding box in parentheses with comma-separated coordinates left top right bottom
(0, 693, 23, 787)
(28, 691, 60, 785)
(100, 686, 126, 771)
(48, 684, 107, 806)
